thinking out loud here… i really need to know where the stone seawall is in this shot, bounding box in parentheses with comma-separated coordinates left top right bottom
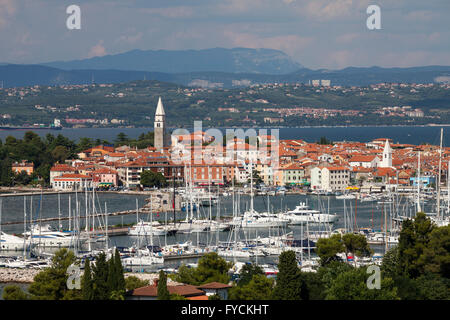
(0, 268, 40, 283)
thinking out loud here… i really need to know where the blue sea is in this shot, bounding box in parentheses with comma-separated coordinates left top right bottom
(0, 125, 449, 145)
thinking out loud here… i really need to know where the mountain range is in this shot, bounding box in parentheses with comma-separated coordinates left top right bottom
(42, 47, 303, 75)
(1, 48, 450, 88)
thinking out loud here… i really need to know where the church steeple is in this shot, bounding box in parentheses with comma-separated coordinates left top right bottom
(156, 97, 165, 116)
(380, 139, 392, 168)
(154, 97, 167, 151)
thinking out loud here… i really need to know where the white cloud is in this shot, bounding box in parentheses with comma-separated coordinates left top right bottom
(115, 32, 143, 45)
(302, 0, 370, 21)
(143, 6, 194, 18)
(0, 0, 16, 28)
(88, 40, 106, 58)
(223, 30, 312, 59)
(335, 33, 360, 44)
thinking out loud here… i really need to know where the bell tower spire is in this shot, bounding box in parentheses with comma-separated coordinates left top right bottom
(154, 97, 167, 151)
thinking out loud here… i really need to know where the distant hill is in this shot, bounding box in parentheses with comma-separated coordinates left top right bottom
(1, 64, 450, 89)
(42, 47, 304, 75)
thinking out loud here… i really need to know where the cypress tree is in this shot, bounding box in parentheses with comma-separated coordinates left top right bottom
(107, 251, 118, 295)
(82, 258, 94, 300)
(157, 270, 170, 300)
(114, 248, 126, 292)
(273, 250, 306, 300)
(92, 252, 110, 300)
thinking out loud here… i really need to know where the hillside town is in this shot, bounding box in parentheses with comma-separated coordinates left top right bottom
(40, 98, 449, 195)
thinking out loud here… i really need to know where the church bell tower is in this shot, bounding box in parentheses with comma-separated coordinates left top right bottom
(154, 97, 167, 151)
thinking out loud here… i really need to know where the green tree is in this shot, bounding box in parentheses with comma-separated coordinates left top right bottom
(114, 248, 126, 293)
(173, 253, 232, 286)
(418, 225, 450, 278)
(115, 132, 129, 146)
(51, 145, 70, 163)
(397, 212, 435, 278)
(381, 246, 401, 279)
(28, 248, 81, 300)
(414, 273, 450, 300)
(237, 263, 264, 286)
(107, 252, 118, 298)
(325, 266, 399, 300)
(229, 274, 274, 300)
(273, 250, 307, 300)
(170, 293, 187, 300)
(2, 285, 30, 300)
(125, 276, 150, 291)
(157, 270, 171, 300)
(317, 136, 333, 145)
(194, 252, 232, 285)
(301, 271, 326, 300)
(317, 261, 353, 293)
(172, 264, 196, 285)
(92, 252, 110, 300)
(140, 170, 167, 188)
(342, 233, 373, 263)
(82, 258, 94, 300)
(316, 234, 345, 266)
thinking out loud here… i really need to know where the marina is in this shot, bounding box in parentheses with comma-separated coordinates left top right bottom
(1, 182, 446, 280)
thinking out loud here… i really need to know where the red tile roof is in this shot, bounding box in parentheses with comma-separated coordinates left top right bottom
(197, 282, 232, 289)
(130, 284, 205, 297)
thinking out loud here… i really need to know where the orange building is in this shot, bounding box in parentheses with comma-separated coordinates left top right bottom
(12, 161, 34, 175)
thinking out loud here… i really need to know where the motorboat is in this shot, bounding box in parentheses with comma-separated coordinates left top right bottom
(0, 231, 32, 251)
(24, 224, 83, 248)
(336, 194, 356, 200)
(128, 220, 177, 236)
(228, 209, 289, 229)
(279, 202, 338, 224)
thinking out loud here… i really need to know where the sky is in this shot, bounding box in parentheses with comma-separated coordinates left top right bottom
(0, 0, 449, 69)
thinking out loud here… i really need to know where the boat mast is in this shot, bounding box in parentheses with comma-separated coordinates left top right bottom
(437, 128, 443, 220)
(0, 199, 2, 255)
(250, 159, 254, 212)
(29, 196, 33, 254)
(105, 202, 108, 252)
(58, 192, 61, 232)
(68, 195, 71, 232)
(136, 198, 140, 249)
(23, 196, 27, 258)
(417, 152, 421, 213)
(448, 160, 450, 217)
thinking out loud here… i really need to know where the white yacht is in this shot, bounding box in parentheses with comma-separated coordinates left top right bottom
(336, 194, 356, 200)
(228, 209, 289, 229)
(128, 220, 177, 236)
(0, 231, 32, 251)
(174, 219, 229, 233)
(280, 202, 338, 225)
(24, 224, 83, 248)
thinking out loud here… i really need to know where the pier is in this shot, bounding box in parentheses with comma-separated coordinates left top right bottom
(0, 209, 156, 227)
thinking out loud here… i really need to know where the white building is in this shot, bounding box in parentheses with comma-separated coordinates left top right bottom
(311, 166, 350, 191)
(348, 155, 379, 168)
(52, 174, 93, 191)
(380, 139, 393, 168)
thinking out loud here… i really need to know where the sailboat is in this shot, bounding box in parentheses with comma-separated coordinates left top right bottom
(0, 198, 33, 252)
(122, 199, 164, 267)
(431, 128, 450, 227)
(228, 161, 289, 229)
